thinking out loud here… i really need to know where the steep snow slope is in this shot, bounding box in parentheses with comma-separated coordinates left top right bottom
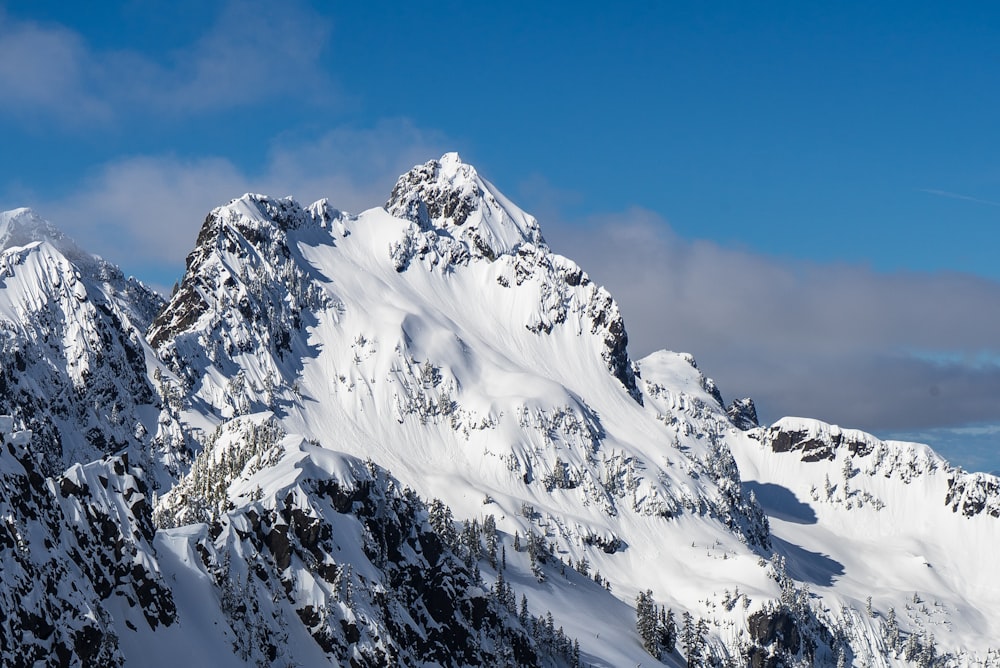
(0, 208, 164, 474)
(733, 417, 1000, 664)
(148, 413, 581, 668)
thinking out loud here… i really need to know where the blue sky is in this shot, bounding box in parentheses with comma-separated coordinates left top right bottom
(2, 1, 1000, 470)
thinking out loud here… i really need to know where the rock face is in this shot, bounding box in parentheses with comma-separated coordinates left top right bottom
(385, 152, 545, 262)
(754, 417, 882, 463)
(748, 608, 801, 660)
(728, 397, 760, 431)
(945, 470, 1000, 518)
(0, 418, 175, 667)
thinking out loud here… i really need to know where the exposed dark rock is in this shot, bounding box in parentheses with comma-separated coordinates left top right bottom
(728, 397, 759, 430)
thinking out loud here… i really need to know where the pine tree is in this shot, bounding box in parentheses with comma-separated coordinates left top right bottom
(885, 607, 899, 651)
(920, 632, 936, 668)
(527, 531, 546, 581)
(429, 498, 456, 546)
(483, 514, 498, 567)
(695, 617, 709, 663)
(661, 607, 677, 653)
(635, 590, 659, 657)
(681, 611, 696, 666)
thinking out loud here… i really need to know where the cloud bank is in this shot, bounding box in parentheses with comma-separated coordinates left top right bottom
(30, 120, 446, 291)
(544, 209, 1000, 435)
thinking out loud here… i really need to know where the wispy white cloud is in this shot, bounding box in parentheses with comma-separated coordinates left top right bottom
(917, 188, 1000, 208)
(0, 12, 112, 123)
(31, 119, 446, 283)
(0, 0, 335, 125)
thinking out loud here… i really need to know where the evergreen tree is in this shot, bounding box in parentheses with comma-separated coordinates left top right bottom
(681, 611, 696, 666)
(483, 514, 498, 567)
(661, 607, 677, 653)
(920, 632, 936, 668)
(635, 590, 659, 657)
(429, 498, 457, 545)
(575, 555, 590, 577)
(885, 607, 899, 651)
(695, 617, 709, 663)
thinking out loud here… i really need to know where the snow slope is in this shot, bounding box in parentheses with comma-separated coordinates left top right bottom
(734, 417, 1000, 665)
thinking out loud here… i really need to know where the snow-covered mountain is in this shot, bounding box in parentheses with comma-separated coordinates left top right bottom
(1, 154, 998, 666)
(0, 209, 163, 475)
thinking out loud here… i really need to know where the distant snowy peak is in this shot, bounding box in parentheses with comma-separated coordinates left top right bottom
(3, 207, 106, 276)
(0, 209, 164, 472)
(386, 153, 545, 262)
(0, 207, 164, 328)
(0, 207, 68, 251)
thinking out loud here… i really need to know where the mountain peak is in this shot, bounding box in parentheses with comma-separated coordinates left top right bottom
(385, 154, 545, 261)
(438, 150, 464, 172)
(0, 207, 69, 251)
(0, 207, 124, 284)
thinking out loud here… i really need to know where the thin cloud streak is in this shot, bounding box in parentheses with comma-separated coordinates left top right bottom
(917, 188, 1000, 208)
(28, 120, 446, 286)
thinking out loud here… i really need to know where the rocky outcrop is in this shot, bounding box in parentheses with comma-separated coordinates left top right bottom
(161, 439, 563, 667)
(0, 418, 175, 666)
(728, 397, 760, 430)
